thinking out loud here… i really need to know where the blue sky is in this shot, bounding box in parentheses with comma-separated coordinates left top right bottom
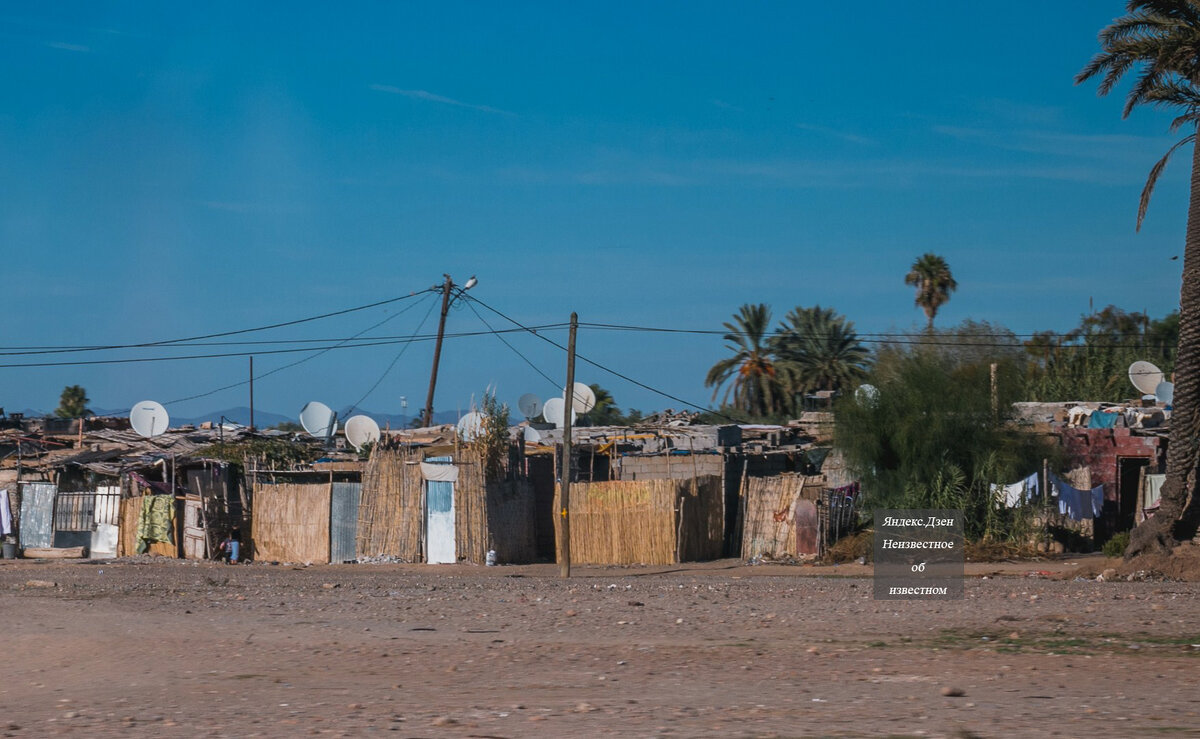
(0, 2, 1189, 421)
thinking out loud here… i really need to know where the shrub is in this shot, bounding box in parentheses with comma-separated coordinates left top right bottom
(1103, 532, 1130, 558)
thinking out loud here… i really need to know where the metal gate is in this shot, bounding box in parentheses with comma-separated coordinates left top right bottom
(330, 482, 361, 564)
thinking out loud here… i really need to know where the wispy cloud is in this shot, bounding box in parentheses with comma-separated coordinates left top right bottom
(488, 155, 1127, 190)
(932, 125, 1171, 161)
(369, 84, 515, 116)
(46, 41, 89, 52)
(971, 97, 1064, 127)
(795, 122, 876, 146)
(710, 99, 743, 112)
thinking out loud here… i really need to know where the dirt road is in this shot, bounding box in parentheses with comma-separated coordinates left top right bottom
(0, 556, 1196, 737)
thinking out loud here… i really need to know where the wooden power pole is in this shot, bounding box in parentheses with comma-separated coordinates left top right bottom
(422, 275, 455, 427)
(249, 356, 255, 432)
(559, 312, 578, 579)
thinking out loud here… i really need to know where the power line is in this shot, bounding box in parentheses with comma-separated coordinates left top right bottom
(0, 289, 435, 357)
(577, 322, 1177, 351)
(463, 295, 741, 422)
(341, 297, 440, 417)
(165, 293, 439, 406)
(0, 324, 570, 356)
(462, 298, 561, 390)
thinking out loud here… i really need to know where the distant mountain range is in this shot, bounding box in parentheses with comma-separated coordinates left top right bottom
(7, 406, 463, 429)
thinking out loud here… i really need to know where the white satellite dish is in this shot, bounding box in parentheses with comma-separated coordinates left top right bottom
(518, 393, 543, 419)
(299, 401, 338, 438)
(541, 397, 577, 428)
(1156, 381, 1175, 405)
(568, 382, 596, 414)
(1129, 361, 1164, 395)
(457, 411, 485, 442)
(523, 425, 542, 444)
(855, 384, 880, 404)
(344, 414, 382, 450)
(129, 401, 169, 438)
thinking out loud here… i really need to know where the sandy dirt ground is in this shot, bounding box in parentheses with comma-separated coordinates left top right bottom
(1, 555, 1198, 738)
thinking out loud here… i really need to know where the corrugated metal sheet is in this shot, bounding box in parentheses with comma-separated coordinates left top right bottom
(19, 482, 56, 549)
(330, 482, 361, 564)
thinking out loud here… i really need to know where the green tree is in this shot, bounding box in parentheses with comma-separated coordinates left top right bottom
(704, 304, 788, 417)
(585, 384, 624, 426)
(54, 385, 90, 418)
(477, 392, 511, 483)
(835, 349, 1050, 541)
(904, 253, 957, 331)
(771, 305, 870, 401)
(1023, 306, 1178, 402)
(1078, 2, 1200, 556)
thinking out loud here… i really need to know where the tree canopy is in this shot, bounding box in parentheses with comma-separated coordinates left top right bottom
(54, 385, 90, 419)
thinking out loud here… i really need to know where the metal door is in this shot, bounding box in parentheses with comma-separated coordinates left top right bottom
(425, 457, 455, 564)
(183, 496, 206, 560)
(330, 482, 361, 563)
(18, 483, 56, 549)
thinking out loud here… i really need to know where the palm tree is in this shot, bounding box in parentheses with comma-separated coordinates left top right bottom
(705, 304, 787, 417)
(585, 384, 623, 426)
(54, 385, 90, 418)
(1077, 0, 1200, 557)
(771, 306, 870, 402)
(905, 253, 957, 331)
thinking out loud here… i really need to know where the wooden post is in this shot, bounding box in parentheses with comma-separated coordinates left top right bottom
(1042, 457, 1050, 553)
(990, 362, 998, 421)
(422, 275, 455, 427)
(559, 312, 577, 578)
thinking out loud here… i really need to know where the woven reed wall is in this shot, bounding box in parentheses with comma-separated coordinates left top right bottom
(555, 476, 721, 565)
(357, 446, 423, 561)
(453, 445, 537, 564)
(251, 482, 331, 564)
(676, 475, 724, 562)
(741, 474, 824, 559)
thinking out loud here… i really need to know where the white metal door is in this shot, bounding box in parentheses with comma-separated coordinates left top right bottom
(425, 457, 455, 564)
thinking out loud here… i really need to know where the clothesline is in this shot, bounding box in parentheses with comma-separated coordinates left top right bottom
(990, 470, 1104, 522)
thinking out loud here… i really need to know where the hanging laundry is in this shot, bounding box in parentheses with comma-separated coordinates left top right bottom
(1067, 406, 1092, 427)
(1087, 410, 1119, 429)
(0, 488, 11, 535)
(1142, 474, 1166, 520)
(990, 472, 1040, 508)
(136, 494, 175, 553)
(1049, 472, 1104, 521)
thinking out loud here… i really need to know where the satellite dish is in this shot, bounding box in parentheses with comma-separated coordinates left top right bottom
(299, 401, 338, 438)
(541, 397, 577, 428)
(1129, 361, 1164, 395)
(855, 384, 879, 404)
(523, 425, 542, 444)
(344, 415, 382, 450)
(568, 382, 596, 414)
(518, 393, 543, 419)
(129, 401, 169, 438)
(1156, 381, 1175, 405)
(456, 411, 485, 442)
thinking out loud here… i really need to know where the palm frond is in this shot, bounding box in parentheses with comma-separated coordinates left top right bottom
(1138, 132, 1196, 229)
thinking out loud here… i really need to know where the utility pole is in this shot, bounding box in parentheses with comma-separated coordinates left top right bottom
(422, 275, 454, 427)
(249, 356, 255, 432)
(560, 312, 578, 579)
